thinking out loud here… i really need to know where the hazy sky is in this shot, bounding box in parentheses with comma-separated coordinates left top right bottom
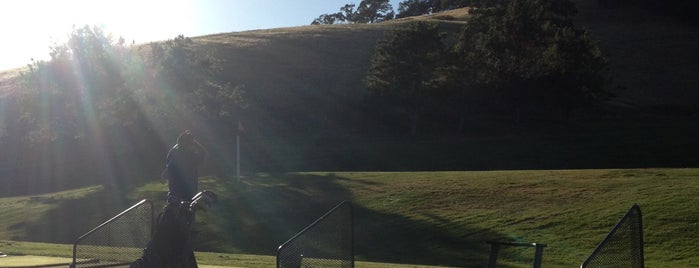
(1, 0, 401, 71)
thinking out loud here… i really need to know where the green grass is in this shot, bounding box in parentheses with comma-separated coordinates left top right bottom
(322, 169, 699, 267)
(0, 186, 103, 241)
(3, 169, 699, 267)
(198, 169, 699, 267)
(0, 241, 73, 258)
(0, 241, 450, 268)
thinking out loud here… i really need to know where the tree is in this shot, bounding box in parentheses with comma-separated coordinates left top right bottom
(311, 0, 394, 24)
(12, 25, 247, 190)
(355, 0, 396, 23)
(396, 0, 440, 18)
(451, 0, 609, 121)
(365, 22, 447, 135)
(19, 29, 246, 147)
(340, 4, 358, 22)
(311, 13, 344, 25)
(146, 35, 246, 126)
(312, 4, 355, 25)
(19, 25, 135, 144)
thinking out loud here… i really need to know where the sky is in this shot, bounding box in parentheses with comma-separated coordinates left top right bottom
(1, 0, 401, 71)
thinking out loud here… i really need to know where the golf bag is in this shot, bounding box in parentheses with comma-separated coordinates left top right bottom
(130, 191, 217, 268)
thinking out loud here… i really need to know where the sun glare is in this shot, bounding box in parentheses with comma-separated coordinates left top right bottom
(2, 0, 195, 71)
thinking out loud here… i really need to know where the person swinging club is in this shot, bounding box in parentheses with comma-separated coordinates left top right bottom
(163, 130, 208, 204)
(130, 130, 212, 268)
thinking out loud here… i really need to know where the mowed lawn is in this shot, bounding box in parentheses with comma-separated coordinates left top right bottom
(2, 168, 699, 267)
(0, 241, 455, 268)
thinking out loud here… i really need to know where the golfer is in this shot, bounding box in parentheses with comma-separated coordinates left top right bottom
(162, 130, 208, 204)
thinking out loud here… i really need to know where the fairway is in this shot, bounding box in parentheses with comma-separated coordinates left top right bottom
(4, 168, 699, 267)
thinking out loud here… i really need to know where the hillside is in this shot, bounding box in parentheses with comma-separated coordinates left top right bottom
(143, 0, 699, 115)
(0, 1, 698, 179)
(172, 1, 699, 172)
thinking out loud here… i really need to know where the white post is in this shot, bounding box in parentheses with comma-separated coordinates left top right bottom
(236, 134, 240, 182)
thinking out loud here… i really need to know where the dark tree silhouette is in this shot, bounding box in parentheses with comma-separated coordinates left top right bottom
(451, 0, 610, 121)
(365, 22, 447, 135)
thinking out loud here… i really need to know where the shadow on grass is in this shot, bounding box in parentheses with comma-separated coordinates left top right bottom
(8, 173, 519, 267)
(8, 186, 135, 244)
(195, 173, 507, 267)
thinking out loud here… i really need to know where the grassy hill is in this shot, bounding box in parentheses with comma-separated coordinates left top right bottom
(175, 0, 699, 172)
(168, 0, 699, 170)
(2, 169, 699, 267)
(0, 0, 698, 177)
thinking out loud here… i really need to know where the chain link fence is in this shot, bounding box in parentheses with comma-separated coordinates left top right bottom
(277, 201, 353, 268)
(580, 204, 644, 268)
(71, 199, 154, 268)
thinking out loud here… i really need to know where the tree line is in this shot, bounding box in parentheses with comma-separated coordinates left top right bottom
(0, 26, 246, 186)
(315, 0, 699, 25)
(364, 0, 610, 135)
(7, 0, 611, 149)
(15, 27, 244, 148)
(311, 0, 482, 24)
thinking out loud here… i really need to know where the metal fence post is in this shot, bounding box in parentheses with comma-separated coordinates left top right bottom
(487, 242, 500, 268)
(486, 241, 546, 268)
(533, 244, 545, 268)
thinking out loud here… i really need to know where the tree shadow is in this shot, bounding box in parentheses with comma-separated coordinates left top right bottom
(9, 186, 135, 244)
(8, 173, 520, 267)
(196, 173, 508, 267)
